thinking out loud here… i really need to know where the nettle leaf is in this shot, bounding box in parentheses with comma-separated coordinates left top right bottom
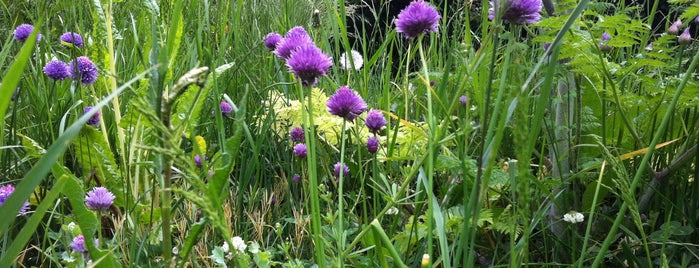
(74, 126, 124, 207)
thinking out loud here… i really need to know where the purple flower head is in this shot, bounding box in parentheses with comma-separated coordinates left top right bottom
(0, 185, 30, 216)
(645, 43, 653, 51)
(395, 0, 441, 39)
(274, 26, 313, 60)
(85, 187, 115, 212)
(488, 0, 542, 25)
(220, 101, 232, 116)
(668, 19, 682, 35)
(601, 32, 611, 42)
(13, 24, 41, 43)
(679, 28, 693, 45)
(69, 56, 99, 85)
(286, 44, 333, 87)
(194, 155, 203, 168)
(326, 86, 368, 122)
(366, 136, 379, 154)
(599, 32, 613, 52)
(264, 32, 283, 51)
(60, 32, 84, 48)
(333, 162, 350, 177)
(364, 109, 387, 134)
(44, 60, 71, 80)
(290, 127, 305, 143)
(459, 95, 468, 105)
(83, 106, 100, 127)
(71, 235, 87, 253)
(293, 143, 307, 158)
(292, 174, 301, 183)
(543, 43, 551, 51)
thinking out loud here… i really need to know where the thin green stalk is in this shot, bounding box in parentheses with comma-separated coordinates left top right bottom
(297, 83, 325, 267)
(338, 119, 347, 267)
(416, 35, 436, 264)
(370, 219, 408, 268)
(591, 42, 699, 268)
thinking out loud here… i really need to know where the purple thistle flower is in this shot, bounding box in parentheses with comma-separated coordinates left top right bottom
(264, 32, 283, 51)
(489, 0, 543, 25)
(286, 44, 333, 87)
(459, 95, 468, 105)
(679, 28, 693, 45)
(60, 32, 84, 48)
(599, 32, 613, 52)
(274, 26, 313, 60)
(0, 185, 30, 216)
(85, 187, 115, 212)
(601, 32, 611, 42)
(71, 235, 87, 253)
(194, 155, 203, 168)
(334, 162, 350, 177)
(395, 0, 441, 39)
(83, 106, 100, 127)
(43, 60, 71, 80)
(668, 19, 682, 35)
(293, 143, 307, 158)
(364, 109, 387, 134)
(290, 127, 305, 143)
(366, 136, 379, 154)
(69, 56, 99, 85)
(326, 86, 368, 122)
(13, 24, 41, 43)
(292, 174, 301, 183)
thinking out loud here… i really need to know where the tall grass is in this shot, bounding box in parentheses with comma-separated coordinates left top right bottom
(1, 0, 698, 267)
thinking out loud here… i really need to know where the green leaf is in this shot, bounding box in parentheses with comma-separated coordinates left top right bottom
(0, 21, 41, 161)
(74, 126, 124, 206)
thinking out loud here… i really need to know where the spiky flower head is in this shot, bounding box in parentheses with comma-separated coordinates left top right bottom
(264, 32, 283, 51)
(292, 174, 301, 183)
(60, 32, 84, 48)
(293, 143, 307, 158)
(339, 50, 364, 70)
(83, 106, 100, 127)
(69, 56, 99, 85)
(364, 109, 387, 134)
(13, 24, 41, 43)
(44, 60, 71, 80)
(0, 185, 30, 215)
(489, 0, 543, 25)
(286, 44, 333, 87)
(85, 187, 115, 212)
(334, 162, 350, 177)
(668, 19, 682, 35)
(599, 32, 613, 52)
(290, 127, 305, 143)
(459, 95, 468, 105)
(326, 86, 367, 122)
(395, 0, 441, 39)
(274, 26, 313, 60)
(71, 235, 87, 253)
(679, 28, 693, 45)
(366, 136, 379, 154)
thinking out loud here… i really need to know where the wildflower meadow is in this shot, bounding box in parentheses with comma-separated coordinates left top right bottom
(2, 0, 699, 267)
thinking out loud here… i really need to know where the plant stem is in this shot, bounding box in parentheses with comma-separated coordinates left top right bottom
(297, 84, 325, 267)
(417, 35, 435, 264)
(338, 119, 347, 267)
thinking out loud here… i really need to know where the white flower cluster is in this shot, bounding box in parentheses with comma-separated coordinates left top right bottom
(563, 211, 584, 224)
(339, 50, 364, 70)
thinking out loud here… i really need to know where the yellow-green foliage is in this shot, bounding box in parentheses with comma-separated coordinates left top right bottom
(263, 88, 428, 159)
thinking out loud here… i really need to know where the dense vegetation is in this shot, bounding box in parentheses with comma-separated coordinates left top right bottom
(1, 0, 698, 267)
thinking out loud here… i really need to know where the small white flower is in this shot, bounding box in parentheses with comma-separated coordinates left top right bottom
(386, 206, 399, 215)
(221, 241, 230, 253)
(231, 236, 247, 252)
(563, 211, 584, 224)
(172, 247, 179, 255)
(339, 50, 364, 70)
(67, 222, 77, 232)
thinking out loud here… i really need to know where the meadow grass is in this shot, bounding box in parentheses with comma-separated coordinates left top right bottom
(1, 0, 698, 267)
